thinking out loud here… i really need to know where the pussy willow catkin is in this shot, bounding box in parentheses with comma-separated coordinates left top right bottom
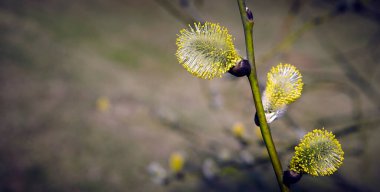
(262, 63, 303, 123)
(176, 22, 241, 79)
(290, 129, 344, 176)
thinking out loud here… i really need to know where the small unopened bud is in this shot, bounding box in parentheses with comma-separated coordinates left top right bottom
(228, 59, 251, 77)
(283, 170, 302, 186)
(254, 112, 260, 126)
(245, 7, 254, 21)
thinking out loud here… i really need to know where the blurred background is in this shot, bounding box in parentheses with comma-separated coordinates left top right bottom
(1, 0, 380, 191)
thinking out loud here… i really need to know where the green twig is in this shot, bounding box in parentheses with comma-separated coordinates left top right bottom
(236, 0, 289, 191)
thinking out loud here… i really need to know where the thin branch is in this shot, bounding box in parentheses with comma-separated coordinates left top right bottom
(236, 0, 289, 191)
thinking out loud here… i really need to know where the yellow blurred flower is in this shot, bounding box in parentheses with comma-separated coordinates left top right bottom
(232, 122, 246, 139)
(176, 22, 241, 79)
(290, 129, 344, 176)
(169, 152, 185, 174)
(96, 96, 110, 112)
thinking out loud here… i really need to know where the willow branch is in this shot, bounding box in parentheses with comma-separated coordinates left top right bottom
(236, 0, 289, 191)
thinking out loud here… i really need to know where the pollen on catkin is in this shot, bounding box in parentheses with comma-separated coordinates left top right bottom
(176, 22, 241, 79)
(289, 129, 344, 176)
(262, 63, 303, 123)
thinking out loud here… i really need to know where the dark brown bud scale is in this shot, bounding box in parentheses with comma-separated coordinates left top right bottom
(254, 112, 260, 127)
(228, 59, 251, 77)
(283, 170, 303, 186)
(246, 7, 254, 21)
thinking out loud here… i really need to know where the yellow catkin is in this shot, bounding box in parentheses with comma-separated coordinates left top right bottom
(289, 129, 344, 176)
(176, 22, 241, 79)
(169, 152, 185, 173)
(263, 63, 303, 113)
